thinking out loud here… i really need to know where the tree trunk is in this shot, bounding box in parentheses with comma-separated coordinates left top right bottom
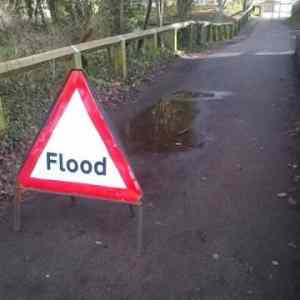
(155, 0, 165, 27)
(38, 0, 46, 26)
(101, 0, 128, 36)
(24, 0, 33, 19)
(217, 0, 227, 18)
(177, 0, 193, 20)
(34, 0, 46, 25)
(47, 0, 58, 23)
(160, 0, 164, 26)
(120, 0, 125, 33)
(138, 0, 153, 50)
(143, 0, 153, 30)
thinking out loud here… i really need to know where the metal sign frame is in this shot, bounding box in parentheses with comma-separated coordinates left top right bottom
(14, 70, 144, 254)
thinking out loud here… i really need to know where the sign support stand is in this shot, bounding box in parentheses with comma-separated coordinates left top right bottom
(128, 205, 135, 218)
(137, 205, 143, 256)
(14, 70, 144, 254)
(13, 188, 144, 255)
(70, 196, 77, 207)
(13, 184, 22, 232)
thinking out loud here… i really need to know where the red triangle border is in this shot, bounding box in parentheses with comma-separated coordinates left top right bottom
(17, 70, 143, 205)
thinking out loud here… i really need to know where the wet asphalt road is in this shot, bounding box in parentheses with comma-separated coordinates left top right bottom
(2, 19, 300, 300)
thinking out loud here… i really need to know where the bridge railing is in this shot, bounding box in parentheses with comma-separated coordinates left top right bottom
(0, 6, 252, 133)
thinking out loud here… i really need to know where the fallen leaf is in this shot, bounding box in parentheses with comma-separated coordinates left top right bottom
(288, 242, 297, 248)
(272, 260, 279, 266)
(277, 192, 288, 198)
(288, 197, 297, 206)
(212, 253, 220, 260)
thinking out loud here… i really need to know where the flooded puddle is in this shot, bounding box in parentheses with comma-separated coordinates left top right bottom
(124, 91, 205, 153)
(172, 90, 233, 101)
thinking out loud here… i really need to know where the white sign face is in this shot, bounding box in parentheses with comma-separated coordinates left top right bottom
(31, 90, 126, 189)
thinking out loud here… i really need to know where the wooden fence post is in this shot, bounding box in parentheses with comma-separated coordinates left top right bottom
(189, 23, 195, 51)
(229, 24, 234, 39)
(196, 23, 202, 45)
(201, 25, 208, 45)
(234, 22, 238, 35)
(213, 25, 217, 42)
(228, 24, 231, 39)
(207, 25, 212, 43)
(72, 46, 83, 69)
(121, 39, 128, 80)
(0, 96, 6, 134)
(223, 25, 228, 40)
(153, 31, 158, 49)
(174, 28, 178, 53)
(208, 25, 212, 42)
(214, 25, 218, 41)
(112, 39, 127, 80)
(209, 25, 213, 42)
(218, 25, 223, 41)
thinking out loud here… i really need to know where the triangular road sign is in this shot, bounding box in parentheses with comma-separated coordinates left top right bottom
(17, 70, 143, 205)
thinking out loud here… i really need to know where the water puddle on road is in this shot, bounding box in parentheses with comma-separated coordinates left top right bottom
(172, 90, 233, 101)
(124, 91, 205, 153)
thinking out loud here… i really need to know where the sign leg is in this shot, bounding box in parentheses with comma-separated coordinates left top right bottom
(128, 205, 135, 218)
(137, 205, 143, 256)
(70, 196, 77, 207)
(13, 187, 22, 232)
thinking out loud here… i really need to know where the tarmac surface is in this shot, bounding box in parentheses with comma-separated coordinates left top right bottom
(1, 18, 300, 300)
